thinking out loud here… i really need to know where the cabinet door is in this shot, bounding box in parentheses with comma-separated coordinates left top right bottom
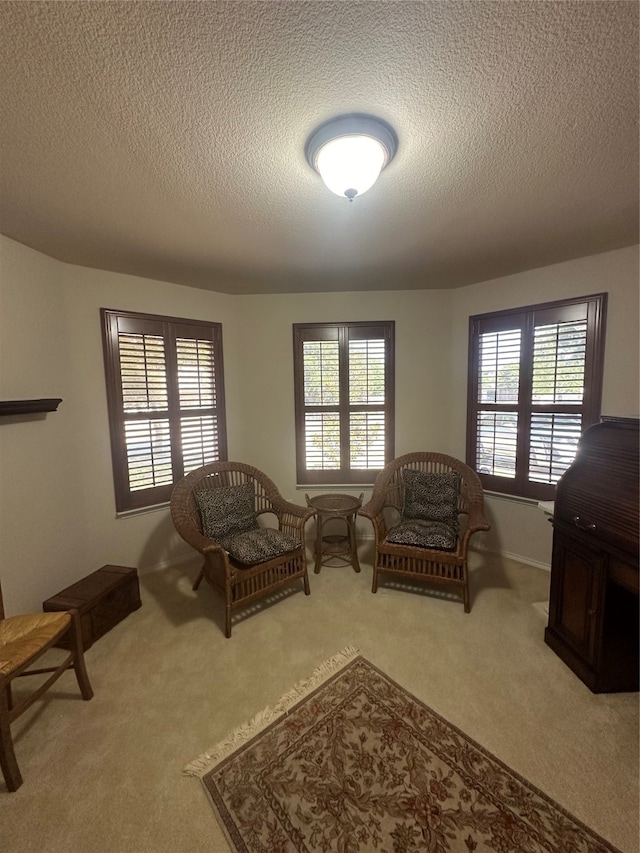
(548, 528, 605, 666)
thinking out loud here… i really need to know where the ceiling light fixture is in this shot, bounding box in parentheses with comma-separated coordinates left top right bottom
(305, 114, 398, 202)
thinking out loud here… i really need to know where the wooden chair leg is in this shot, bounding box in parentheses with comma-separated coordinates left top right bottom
(303, 572, 310, 595)
(68, 611, 94, 700)
(0, 680, 22, 792)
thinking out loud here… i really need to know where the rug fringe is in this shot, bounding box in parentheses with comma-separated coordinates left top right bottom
(184, 646, 360, 778)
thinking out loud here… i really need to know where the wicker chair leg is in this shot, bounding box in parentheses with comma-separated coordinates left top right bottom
(0, 680, 22, 792)
(463, 580, 470, 613)
(225, 603, 232, 639)
(371, 565, 379, 593)
(192, 563, 205, 591)
(303, 573, 310, 595)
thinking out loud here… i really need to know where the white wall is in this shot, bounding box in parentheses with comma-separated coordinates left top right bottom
(1, 235, 638, 611)
(0, 237, 236, 612)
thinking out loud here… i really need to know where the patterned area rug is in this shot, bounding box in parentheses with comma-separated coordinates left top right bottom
(185, 649, 620, 853)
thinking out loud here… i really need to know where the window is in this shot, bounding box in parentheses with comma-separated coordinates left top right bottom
(101, 309, 227, 512)
(466, 293, 607, 500)
(293, 321, 395, 485)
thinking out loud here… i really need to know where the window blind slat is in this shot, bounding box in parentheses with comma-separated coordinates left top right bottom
(349, 339, 386, 405)
(181, 415, 220, 473)
(478, 329, 521, 404)
(176, 338, 217, 409)
(532, 320, 587, 404)
(349, 411, 385, 468)
(476, 411, 518, 477)
(119, 333, 168, 411)
(303, 341, 339, 406)
(304, 412, 340, 469)
(529, 413, 582, 484)
(124, 419, 172, 490)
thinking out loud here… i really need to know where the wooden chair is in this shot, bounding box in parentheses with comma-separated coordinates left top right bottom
(359, 452, 490, 611)
(171, 462, 314, 637)
(0, 580, 93, 791)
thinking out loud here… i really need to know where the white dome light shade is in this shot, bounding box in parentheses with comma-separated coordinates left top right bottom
(316, 135, 386, 199)
(306, 114, 398, 202)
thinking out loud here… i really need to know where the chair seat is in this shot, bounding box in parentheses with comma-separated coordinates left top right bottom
(221, 528, 299, 566)
(0, 612, 71, 676)
(386, 519, 458, 550)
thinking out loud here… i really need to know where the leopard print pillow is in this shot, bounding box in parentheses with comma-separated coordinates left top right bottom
(402, 469, 461, 528)
(195, 482, 258, 541)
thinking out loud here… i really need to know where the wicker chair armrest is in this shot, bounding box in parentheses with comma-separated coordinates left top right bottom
(202, 541, 234, 578)
(466, 502, 491, 534)
(459, 504, 490, 554)
(358, 496, 385, 521)
(358, 502, 390, 542)
(278, 505, 315, 541)
(272, 497, 315, 522)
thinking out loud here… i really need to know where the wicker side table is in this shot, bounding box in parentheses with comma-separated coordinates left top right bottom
(305, 493, 363, 574)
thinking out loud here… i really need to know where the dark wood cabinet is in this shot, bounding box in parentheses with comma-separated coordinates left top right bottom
(545, 417, 639, 693)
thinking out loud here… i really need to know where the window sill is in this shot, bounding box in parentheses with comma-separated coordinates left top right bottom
(115, 502, 170, 519)
(296, 484, 374, 492)
(484, 491, 540, 507)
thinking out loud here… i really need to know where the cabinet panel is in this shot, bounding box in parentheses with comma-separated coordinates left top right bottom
(549, 529, 604, 666)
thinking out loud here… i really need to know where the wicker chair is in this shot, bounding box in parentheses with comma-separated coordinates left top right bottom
(0, 580, 93, 791)
(359, 452, 490, 612)
(171, 462, 314, 637)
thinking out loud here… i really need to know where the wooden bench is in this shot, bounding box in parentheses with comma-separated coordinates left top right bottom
(42, 565, 141, 650)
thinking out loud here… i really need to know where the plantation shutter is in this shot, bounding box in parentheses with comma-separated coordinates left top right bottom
(476, 326, 521, 478)
(302, 336, 340, 471)
(467, 294, 606, 500)
(102, 310, 227, 512)
(528, 306, 588, 485)
(294, 321, 395, 485)
(348, 330, 387, 470)
(120, 329, 172, 492)
(175, 331, 223, 474)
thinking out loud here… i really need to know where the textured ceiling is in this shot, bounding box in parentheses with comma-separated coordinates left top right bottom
(0, 1, 637, 294)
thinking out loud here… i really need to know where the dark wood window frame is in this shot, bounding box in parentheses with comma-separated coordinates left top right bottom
(293, 320, 395, 486)
(466, 293, 607, 501)
(101, 308, 228, 513)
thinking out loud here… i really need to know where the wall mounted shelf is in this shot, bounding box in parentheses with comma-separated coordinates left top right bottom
(0, 399, 62, 416)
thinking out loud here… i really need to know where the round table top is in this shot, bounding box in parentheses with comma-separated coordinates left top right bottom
(306, 493, 363, 514)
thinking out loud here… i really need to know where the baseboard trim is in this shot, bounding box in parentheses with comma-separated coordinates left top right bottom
(471, 544, 551, 572)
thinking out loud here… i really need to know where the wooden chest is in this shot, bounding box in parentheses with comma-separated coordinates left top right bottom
(42, 565, 141, 650)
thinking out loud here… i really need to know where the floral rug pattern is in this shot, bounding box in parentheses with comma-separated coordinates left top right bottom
(188, 655, 620, 853)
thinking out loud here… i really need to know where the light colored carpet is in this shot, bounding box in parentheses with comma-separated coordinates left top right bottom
(0, 551, 638, 853)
